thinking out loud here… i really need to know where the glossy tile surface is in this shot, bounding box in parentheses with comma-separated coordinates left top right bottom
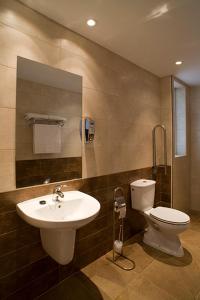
(0, 0, 161, 192)
(190, 87, 200, 211)
(0, 167, 150, 299)
(38, 213, 200, 300)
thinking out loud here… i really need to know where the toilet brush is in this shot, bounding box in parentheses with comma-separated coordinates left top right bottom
(114, 223, 123, 254)
(114, 240, 123, 254)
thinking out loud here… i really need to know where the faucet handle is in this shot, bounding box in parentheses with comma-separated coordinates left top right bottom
(54, 184, 67, 192)
(56, 184, 66, 187)
(60, 184, 67, 190)
(54, 184, 60, 191)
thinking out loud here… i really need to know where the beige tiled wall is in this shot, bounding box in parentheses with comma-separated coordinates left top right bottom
(0, 0, 161, 192)
(172, 81, 190, 212)
(160, 76, 172, 165)
(16, 79, 82, 160)
(190, 86, 200, 210)
(160, 77, 191, 212)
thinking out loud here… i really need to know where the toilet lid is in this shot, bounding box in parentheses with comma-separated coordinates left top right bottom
(131, 179, 156, 187)
(150, 207, 190, 225)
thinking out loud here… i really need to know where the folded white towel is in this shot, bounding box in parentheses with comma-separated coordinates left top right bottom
(25, 113, 66, 123)
(33, 124, 61, 154)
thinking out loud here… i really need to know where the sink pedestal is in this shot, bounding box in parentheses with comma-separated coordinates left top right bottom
(40, 228, 76, 265)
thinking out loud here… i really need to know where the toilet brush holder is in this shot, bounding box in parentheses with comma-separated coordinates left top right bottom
(107, 187, 135, 271)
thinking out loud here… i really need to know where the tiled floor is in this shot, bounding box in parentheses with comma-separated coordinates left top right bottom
(38, 213, 200, 300)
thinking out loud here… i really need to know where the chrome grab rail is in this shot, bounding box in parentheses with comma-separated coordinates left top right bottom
(152, 124, 167, 175)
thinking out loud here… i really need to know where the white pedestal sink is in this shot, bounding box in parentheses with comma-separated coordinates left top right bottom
(16, 191, 100, 265)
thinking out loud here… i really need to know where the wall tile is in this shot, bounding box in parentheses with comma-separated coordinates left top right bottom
(0, 165, 169, 299)
(160, 76, 172, 165)
(0, 242, 46, 278)
(0, 0, 161, 190)
(0, 24, 60, 69)
(16, 157, 82, 188)
(0, 65, 16, 108)
(0, 0, 167, 298)
(190, 87, 200, 210)
(0, 226, 40, 257)
(83, 87, 119, 121)
(60, 27, 114, 70)
(59, 47, 121, 95)
(0, 0, 63, 46)
(0, 210, 26, 235)
(0, 108, 15, 149)
(0, 150, 15, 192)
(0, 256, 58, 299)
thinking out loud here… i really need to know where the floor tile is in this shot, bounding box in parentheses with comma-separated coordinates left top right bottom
(38, 212, 200, 300)
(82, 256, 138, 299)
(116, 274, 176, 300)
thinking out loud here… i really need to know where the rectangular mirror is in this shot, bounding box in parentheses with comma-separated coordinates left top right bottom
(16, 57, 82, 188)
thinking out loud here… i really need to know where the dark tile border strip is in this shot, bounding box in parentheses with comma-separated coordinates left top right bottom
(0, 166, 171, 299)
(0, 167, 152, 210)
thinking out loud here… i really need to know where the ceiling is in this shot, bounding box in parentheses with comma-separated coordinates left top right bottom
(20, 0, 200, 86)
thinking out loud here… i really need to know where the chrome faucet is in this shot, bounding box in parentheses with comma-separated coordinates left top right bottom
(52, 185, 65, 202)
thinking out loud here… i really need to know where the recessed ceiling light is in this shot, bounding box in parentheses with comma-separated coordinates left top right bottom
(87, 19, 96, 27)
(175, 61, 183, 65)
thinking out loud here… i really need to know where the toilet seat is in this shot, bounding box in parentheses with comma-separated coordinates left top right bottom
(150, 206, 190, 225)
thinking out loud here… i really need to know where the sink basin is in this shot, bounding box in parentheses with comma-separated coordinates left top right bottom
(17, 191, 100, 265)
(17, 191, 100, 229)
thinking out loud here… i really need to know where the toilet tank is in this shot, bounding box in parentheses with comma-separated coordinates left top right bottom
(130, 179, 156, 212)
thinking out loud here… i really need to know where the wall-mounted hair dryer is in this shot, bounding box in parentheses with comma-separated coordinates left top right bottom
(85, 117, 95, 143)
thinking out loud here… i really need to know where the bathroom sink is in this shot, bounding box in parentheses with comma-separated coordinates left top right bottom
(16, 191, 100, 265)
(17, 191, 100, 229)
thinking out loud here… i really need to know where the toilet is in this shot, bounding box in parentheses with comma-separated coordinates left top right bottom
(130, 179, 190, 257)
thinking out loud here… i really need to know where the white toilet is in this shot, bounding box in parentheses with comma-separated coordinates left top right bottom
(130, 179, 190, 257)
